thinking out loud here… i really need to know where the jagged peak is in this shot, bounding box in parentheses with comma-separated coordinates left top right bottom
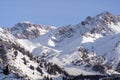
(13, 21, 35, 30)
(9, 21, 56, 39)
(97, 11, 112, 17)
(78, 12, 115, 27)
(12, 21, 56, 30)
(69, 12, 120, 40)
(1, 12, 120, 79)
(95, 11, 119, 23)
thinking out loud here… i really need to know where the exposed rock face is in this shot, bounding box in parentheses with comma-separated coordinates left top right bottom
(1, 12, 120, 80)
(8, 21, 56, 39)
(0, 28, 64, 80)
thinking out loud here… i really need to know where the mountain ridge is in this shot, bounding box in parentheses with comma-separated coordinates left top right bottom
(1, 12, 120, 80)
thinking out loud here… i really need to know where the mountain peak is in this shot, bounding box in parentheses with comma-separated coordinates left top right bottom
(9, 22, 56, 39)
(1, 12, 120, 80)
(98, 11, 112, 16)
(13, 21, 34, 30)
(96, 11, 119, 24)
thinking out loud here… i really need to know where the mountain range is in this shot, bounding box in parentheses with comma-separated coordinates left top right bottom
(0, 12, 120, 80)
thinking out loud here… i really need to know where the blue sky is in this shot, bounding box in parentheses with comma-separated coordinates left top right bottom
(0, 0, 120, 27)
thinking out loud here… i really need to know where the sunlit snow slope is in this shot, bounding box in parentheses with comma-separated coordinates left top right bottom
(1, 12, 120, 80)
(13, 12, 120, 75)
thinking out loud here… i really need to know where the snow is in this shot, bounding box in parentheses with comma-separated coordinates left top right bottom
(17, 39, 36, 52)
(0, 27, 16, 43)
(81, 36, 95, 43)
(50, 26, 57, 29)
(48, 39, 55, 47)
(0, 28, 3, 31)
(108, 22, 120, 34)
(6, 49, 44, 80)
(106, 70, 120, 75)
(15, 19, 120, 76)
(14, 26, 120, 78)
(64, 67, 98, 76)
(1, 12, 120, 79)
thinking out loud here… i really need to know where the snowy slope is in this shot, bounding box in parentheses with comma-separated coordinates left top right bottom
(1, 12, 120, 80)
(20, 12, 120, 75)
(0, 28, 66, 80)
(8, 21, 56, 39)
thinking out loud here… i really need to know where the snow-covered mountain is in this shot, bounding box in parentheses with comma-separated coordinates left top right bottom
(1, 12, 120, 80)
(0, 27, 66, 80)
(7, 21, 56, 39)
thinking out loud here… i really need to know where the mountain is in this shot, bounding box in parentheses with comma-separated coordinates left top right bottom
(1, 12, 120, 80)
(0, 27, 65, 80)
(7, 21, 56, 39)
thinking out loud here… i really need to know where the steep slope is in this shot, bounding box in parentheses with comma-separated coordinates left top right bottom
(1, 12, 120, 80)
(16, 12, 120, 75)
(8, 21, 56, 39)
(49, 12, 120, 74)
(0, 28, 66, 80)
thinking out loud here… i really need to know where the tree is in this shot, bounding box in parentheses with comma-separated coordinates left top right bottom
(36, 66, 43, 76)
(30, 65, 34, 70)
(3, 65, 9, 75)
(22, 57, 27, 65)
(14, 50, 18, 57)
(92, 64, 105, 73)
